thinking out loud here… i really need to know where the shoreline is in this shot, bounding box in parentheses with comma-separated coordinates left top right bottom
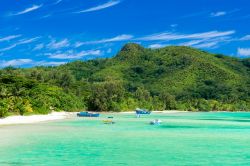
(1, 110, 248, 126)
(0, 112, 76, 126)
(0, 111, 184, 126)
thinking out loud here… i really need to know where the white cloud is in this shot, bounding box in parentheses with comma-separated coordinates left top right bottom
(40, 14, 52, 19)
(138, 30, 235, 41)
(17, 37, 40, 45)
(54, 0, 63, 5)
(210, 11, 227, 17)
(240, 35, 250, 41)
(238, 48, 250, 57)
(33, 44, 44, 51)
(0, 59, 33, 67)
(179, 36, 231, 49)
(148, 44, 167, 49)
(46, 50, 101, 59)
(0, 59, 67, 68)
(194, 42, 218, 49)
(75, 34, 133, 47)
(36, 61, 67, 66)
(0, 44, 17, 52)
(76, 0, 121, 13)
(0, 37, 39, 52)
(0, 35, 21, 42)
(170, 24, 178, 28)
(180, 40, 205, 47)
(47, 39, 70, 49)
(11, 4, 43, 16)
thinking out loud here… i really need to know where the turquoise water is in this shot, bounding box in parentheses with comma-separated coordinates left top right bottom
(1, 112, 250, 166)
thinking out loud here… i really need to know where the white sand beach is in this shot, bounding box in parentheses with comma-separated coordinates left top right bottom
(0, 111, 186, 126)
(0, 112, 75, 126)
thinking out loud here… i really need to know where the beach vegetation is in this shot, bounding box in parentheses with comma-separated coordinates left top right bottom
(0, 44, 249, 116)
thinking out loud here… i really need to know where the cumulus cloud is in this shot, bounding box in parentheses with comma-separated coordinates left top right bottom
(238, 48, 250, 57)
(11, 4, 43, 16)
(76, 0, 121, 13)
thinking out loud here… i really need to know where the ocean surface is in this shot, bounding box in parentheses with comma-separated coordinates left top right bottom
(0, 112, 250, 166)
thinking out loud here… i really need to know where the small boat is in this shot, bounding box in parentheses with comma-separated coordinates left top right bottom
(150, 119, 162, 125)
(135, 108, 151, 115)
(103, 119, 115, 124)
(77, 112, 100, 117)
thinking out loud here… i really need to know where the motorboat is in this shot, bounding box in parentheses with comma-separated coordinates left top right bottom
(150, 119, 162, 125)
(77, 112, 100, 117)
(103, 119, 115, 124)
(135, 108, 151, 115)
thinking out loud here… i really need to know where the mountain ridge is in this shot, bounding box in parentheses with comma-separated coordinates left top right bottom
(0, 44, 249, 117)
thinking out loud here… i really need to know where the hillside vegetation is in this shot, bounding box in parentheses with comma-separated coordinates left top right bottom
(0, 43, 249, 117)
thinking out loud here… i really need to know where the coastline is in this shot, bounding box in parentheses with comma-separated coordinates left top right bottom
(0, 110, 185, 126)
(0, 112, 76, 126)
(1, 110, 248, 126)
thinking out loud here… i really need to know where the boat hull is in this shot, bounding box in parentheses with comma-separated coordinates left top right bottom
(77, 112, 100, 117)
(136, 110, 151, 115)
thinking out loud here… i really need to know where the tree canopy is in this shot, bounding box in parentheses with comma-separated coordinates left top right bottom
(0, 43, 249, 117)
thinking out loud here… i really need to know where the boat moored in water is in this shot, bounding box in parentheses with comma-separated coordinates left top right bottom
(150, 119, 162, 125)
(135, 108, 151, 115)
(103, 119, 115, 124)
(77, 112, 100, 117)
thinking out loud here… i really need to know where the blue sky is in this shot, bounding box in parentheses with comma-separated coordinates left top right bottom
(0, 0, 250, 67)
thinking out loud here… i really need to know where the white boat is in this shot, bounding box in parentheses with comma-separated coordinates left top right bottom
(150, 119, 162, 125)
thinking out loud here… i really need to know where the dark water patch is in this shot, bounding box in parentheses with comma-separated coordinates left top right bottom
(160, 124, 250, 130)
(233, 119, 250, 122)
(198, 118, 250, 123)
(160, 125, 198, 129)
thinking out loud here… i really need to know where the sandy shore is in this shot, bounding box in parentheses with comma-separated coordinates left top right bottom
(0, 111, 186, 126)
(0, 112, 76, 126)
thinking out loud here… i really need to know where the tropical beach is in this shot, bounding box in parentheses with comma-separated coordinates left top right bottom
(0, 110, 183, 126)
(1, 111, 250, 165)
(1, 0, 250, 165)
(0, 112, 72, 125)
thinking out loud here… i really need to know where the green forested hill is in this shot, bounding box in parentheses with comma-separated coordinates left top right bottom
(0, 43, 249, 117)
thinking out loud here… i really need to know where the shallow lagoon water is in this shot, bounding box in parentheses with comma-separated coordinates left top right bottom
(1, 112, 250, 166)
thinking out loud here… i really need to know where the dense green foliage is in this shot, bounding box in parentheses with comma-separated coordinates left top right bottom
(0, 44, 249, 117)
